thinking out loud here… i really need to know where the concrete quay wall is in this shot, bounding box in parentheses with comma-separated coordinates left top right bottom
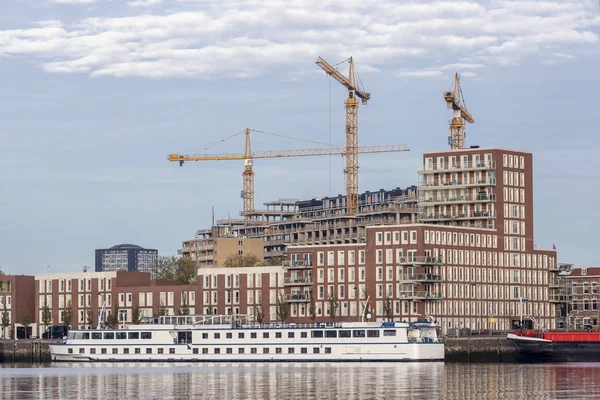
(0, 340, 51, 364)
(0, 338, 516, 363)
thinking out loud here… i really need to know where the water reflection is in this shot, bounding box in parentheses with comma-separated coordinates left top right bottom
(1, 362, 600, 399)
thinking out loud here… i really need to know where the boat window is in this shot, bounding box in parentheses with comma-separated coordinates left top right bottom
(202, 348, 208, 354)
(352, 330, 365, 338)
(383, 329, 397, 337)
(263, 332, 269, 339)
(124, 349, 130, 354)
(301, 332, 308, 338)
(325, 347, 332, 354)
(367, 330, 380, 338)
(79, 348, 85, 354)
(90, 348, 96, 354)
(288, 348, 295, 354)
(276, 332, 282, 338)
(238, 333, 245, 339)
(116, 332, 126, 340)
(214, 348, 221, 354)
(68, 332, 76, 340)
(239, 348, 245, 354)
(313, 348, 320, 354)
(91, 332, 102, 340)
(311, 331, 324, 338)
(158, 348, 164, 354)
(112, 348, 118, 354)
(226, 348, 233, 354)
(288, 332, 294, 339)
(101, 348, 107, 354)
(141, 332, 152, 339)
(128, 332, 139, 340)
(301, 348, 307, 354)
(226, 333, 232, 339)
(276, 348, 282, 354)
(339, 330, 351, 338)
(202, 333, 208, 339)
(146, 348, 152, 354)
(251, 332, 257, 339)
(251, 348, 257, 354)
(103, 332, 115, 340)
(325, 330, 337, 338)
(263, 348, 269, 354)
(82, 332, 90, 340)
(169, 348, 175, 354)
(135, 348, 141, 354)
(214, 333, 220, 339)
(68, 348, 73, 354)
(193, 348, 198, 354)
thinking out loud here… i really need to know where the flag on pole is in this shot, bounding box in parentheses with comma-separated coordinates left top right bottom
(553, 243, 557, 250)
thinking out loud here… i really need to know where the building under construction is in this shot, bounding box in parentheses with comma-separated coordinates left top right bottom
(180, 185, 419, 263)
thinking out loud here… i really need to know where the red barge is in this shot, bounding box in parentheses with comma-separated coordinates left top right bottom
(508, 331, 600, 362)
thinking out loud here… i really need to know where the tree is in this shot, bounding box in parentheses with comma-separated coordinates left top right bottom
(86, 309, 94, 328)
(41, 298, 52, 332)
(107, 304, 119, 328)
(155, 256, 198, 285)
(158, 299, 168, 316)
(132, 301, 142, 324)
(175, 258, 198, 285)
(383, 296, 393, 322)
(223, 254, 262, 268)
(178, 294, 190, 316)
(308, 293, 316, 322)
(264, 256, 287, 266)
(0, 266, 4, 275)
(154, 256, 178, 281)
(63, 300, 73, 329)
(328, 293, 339, 322)
(276, 292, 289, 322)
(1, 300, 10, 339)
(21, 304, 32, 338)
(255, 297, 265, 324)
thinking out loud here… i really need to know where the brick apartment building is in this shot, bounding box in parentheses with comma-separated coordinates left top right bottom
(563, 267, 600, 330)
(0, 275, 35, 339)
(284, 147, 558, 333)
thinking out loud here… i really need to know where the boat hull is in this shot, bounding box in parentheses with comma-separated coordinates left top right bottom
(49, 343, 444, 363)
(508, 333, 600, 362)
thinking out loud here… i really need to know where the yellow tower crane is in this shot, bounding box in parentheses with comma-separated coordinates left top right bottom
(168, 128, 409, 220)
(316, 56, 370, 216)
(444, 73, 475, 150)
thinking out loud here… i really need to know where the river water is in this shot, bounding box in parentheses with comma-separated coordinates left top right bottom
(1, 362, 599, 399)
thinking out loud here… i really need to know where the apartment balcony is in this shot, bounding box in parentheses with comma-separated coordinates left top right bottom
(549, 294, 572, 303)
(418, 178, 496, 190)
(282, 260, 314, 269)
(419, 194, 496, 206)
(284, 277, 314, 286)
(198, 254, 215, 262)
(198, 243, 215, 251)
(284, 294, 309, 303)
(398, 291, 443, 300)
(550, 279, 570, 288)
(397, 256, 444, 266)
(418, 160, 496, 174)
(419, 210, 496, 222)
(400, 274, 443, 283)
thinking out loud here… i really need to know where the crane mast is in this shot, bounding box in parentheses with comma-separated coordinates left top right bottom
(242, 128, 255, 214)
(444, 73, 474, 150)
(316, 56, 370, 216)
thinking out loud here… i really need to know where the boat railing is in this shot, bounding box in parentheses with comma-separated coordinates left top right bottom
(238, 321, 342, 330)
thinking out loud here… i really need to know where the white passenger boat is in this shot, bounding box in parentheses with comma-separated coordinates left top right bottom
(49, 315, 444, 362)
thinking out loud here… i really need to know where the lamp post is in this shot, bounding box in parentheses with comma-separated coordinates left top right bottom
(519, 297, 529, 332)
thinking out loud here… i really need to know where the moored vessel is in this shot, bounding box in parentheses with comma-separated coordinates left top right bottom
(508, 331, 600, 362)
(49, 314, 444, 362)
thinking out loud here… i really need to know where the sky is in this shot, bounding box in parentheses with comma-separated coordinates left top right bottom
(0, 0, 599, 275)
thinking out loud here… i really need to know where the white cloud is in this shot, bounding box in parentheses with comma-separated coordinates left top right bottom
(395, 70, 443, 78)
(54, 0, 96, 3)
(0, 0, 598, 78)
(129, 0, 163, 6)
